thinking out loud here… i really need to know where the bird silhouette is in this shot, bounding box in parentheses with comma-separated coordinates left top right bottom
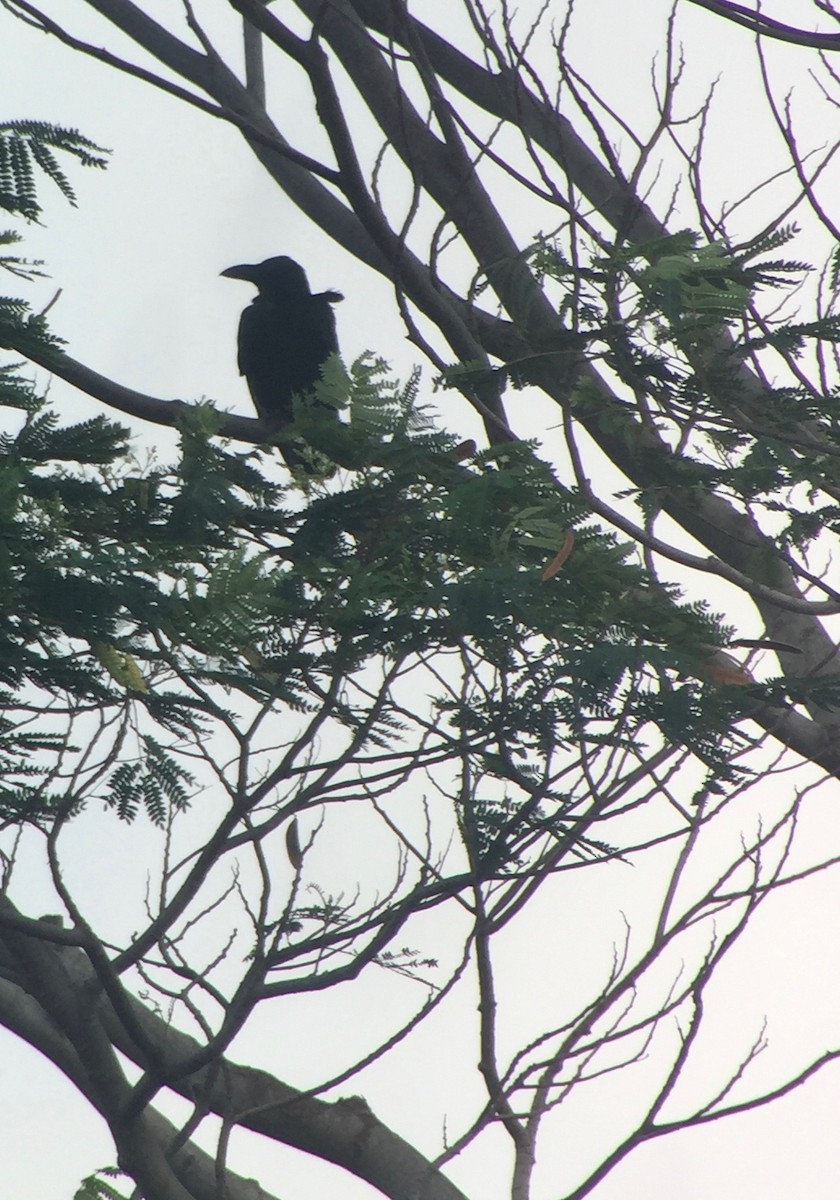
(221, 255, 343, 468)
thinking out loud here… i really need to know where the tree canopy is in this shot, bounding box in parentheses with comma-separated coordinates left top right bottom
(3, 4, 840, 1199)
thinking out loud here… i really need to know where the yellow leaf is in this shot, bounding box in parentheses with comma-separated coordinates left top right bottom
(91, 642, 149, 692)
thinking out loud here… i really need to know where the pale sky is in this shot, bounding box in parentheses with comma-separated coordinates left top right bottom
(3, 4, 840, 1199)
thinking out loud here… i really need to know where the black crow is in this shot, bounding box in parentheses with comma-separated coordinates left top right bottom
(221, 255, 343, 467)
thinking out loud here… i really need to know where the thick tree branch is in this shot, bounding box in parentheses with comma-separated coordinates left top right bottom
(0, 929, 469, 1200)
(683, 0, 840, 50)
(5, 336, 277, 443)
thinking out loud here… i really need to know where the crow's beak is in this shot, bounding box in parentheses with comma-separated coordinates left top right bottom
(220, 263, 257, 281)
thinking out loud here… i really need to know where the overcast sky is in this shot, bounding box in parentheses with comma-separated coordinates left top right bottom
(3, 4, 840, 1199)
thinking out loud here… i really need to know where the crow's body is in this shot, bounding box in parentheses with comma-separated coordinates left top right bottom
(221, 256, 342, 466)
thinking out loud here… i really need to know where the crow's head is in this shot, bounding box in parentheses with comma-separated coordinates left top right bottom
(221, 256, 311, 298)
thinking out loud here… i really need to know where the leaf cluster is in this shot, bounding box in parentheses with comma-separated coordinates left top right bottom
(0, 119, 109, 223)
(0, 123, 804, 834)
(103, 735, 194, 825)
(525, 227, 840, 541)
(0, 350, 749, 828)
